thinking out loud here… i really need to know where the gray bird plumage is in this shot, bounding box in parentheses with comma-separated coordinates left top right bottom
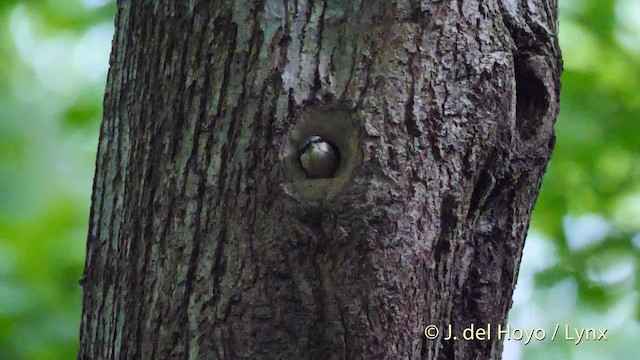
(299, 136, 339, 179)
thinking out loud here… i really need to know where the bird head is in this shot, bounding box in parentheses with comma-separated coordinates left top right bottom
(299, 136, 339, 179)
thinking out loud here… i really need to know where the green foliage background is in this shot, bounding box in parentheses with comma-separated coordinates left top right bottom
(0, 0, 637, 358)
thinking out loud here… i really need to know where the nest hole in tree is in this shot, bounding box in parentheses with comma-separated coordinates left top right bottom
(282, 107, 360, 203)
(514, 60, 550, 140)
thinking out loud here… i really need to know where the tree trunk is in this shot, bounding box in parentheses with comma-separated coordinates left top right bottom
(79, 0, 561, 359)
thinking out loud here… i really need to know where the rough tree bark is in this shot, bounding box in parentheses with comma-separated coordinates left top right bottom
(79, 0, 561, 359)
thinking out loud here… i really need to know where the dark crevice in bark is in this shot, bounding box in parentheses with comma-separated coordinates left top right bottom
(405, 63, 421, 138)
(356, 53, 374, 108)
(514, 57, 549, 140)
(311, 0, 328, 99)
(440, 329, 455, 360)
(336, 292, 350, 358)
(301, 0, 315, 48)
(420, 331, 428, 359)
(287, 87, 296, 119)
(247, 0, 266, 73)
(436, 194, 456, 263)
(211, 225, 228, 321)
(169, 17, 191, 160)
(215, 18, 237, 118)
(468, 168, 496, 218)
(339, 41, 358, 101)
